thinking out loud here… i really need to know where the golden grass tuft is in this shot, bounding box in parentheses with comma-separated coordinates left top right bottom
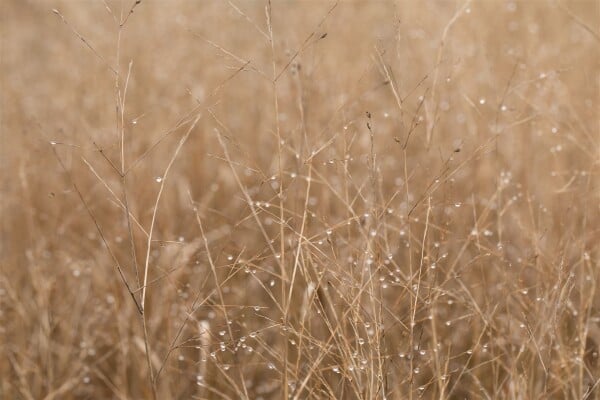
(1, 1, 599, 399)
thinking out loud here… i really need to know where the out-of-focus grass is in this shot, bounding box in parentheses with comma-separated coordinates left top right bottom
(1, 1, 598, 399)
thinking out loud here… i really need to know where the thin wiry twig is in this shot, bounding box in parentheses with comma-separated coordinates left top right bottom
(141, 114, 202, 309)
(120, 0, 142, 27)
(52, 9, 118, 75)
(51, 146, 143, 314)
(274, 1, 339, 82)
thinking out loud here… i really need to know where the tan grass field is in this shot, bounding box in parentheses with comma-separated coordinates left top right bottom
(1, 1, 599, 399)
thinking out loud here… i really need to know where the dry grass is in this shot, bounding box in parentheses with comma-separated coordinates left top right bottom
(1, 1, 599, 399)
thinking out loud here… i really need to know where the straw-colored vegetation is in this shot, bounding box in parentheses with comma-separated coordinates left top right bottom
(1, 1, 599, 399)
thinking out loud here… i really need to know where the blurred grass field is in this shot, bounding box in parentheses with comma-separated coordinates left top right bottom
(1, 1, 599, 399)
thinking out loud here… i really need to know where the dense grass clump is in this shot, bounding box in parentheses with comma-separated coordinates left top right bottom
(1, 1, 598, 399)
